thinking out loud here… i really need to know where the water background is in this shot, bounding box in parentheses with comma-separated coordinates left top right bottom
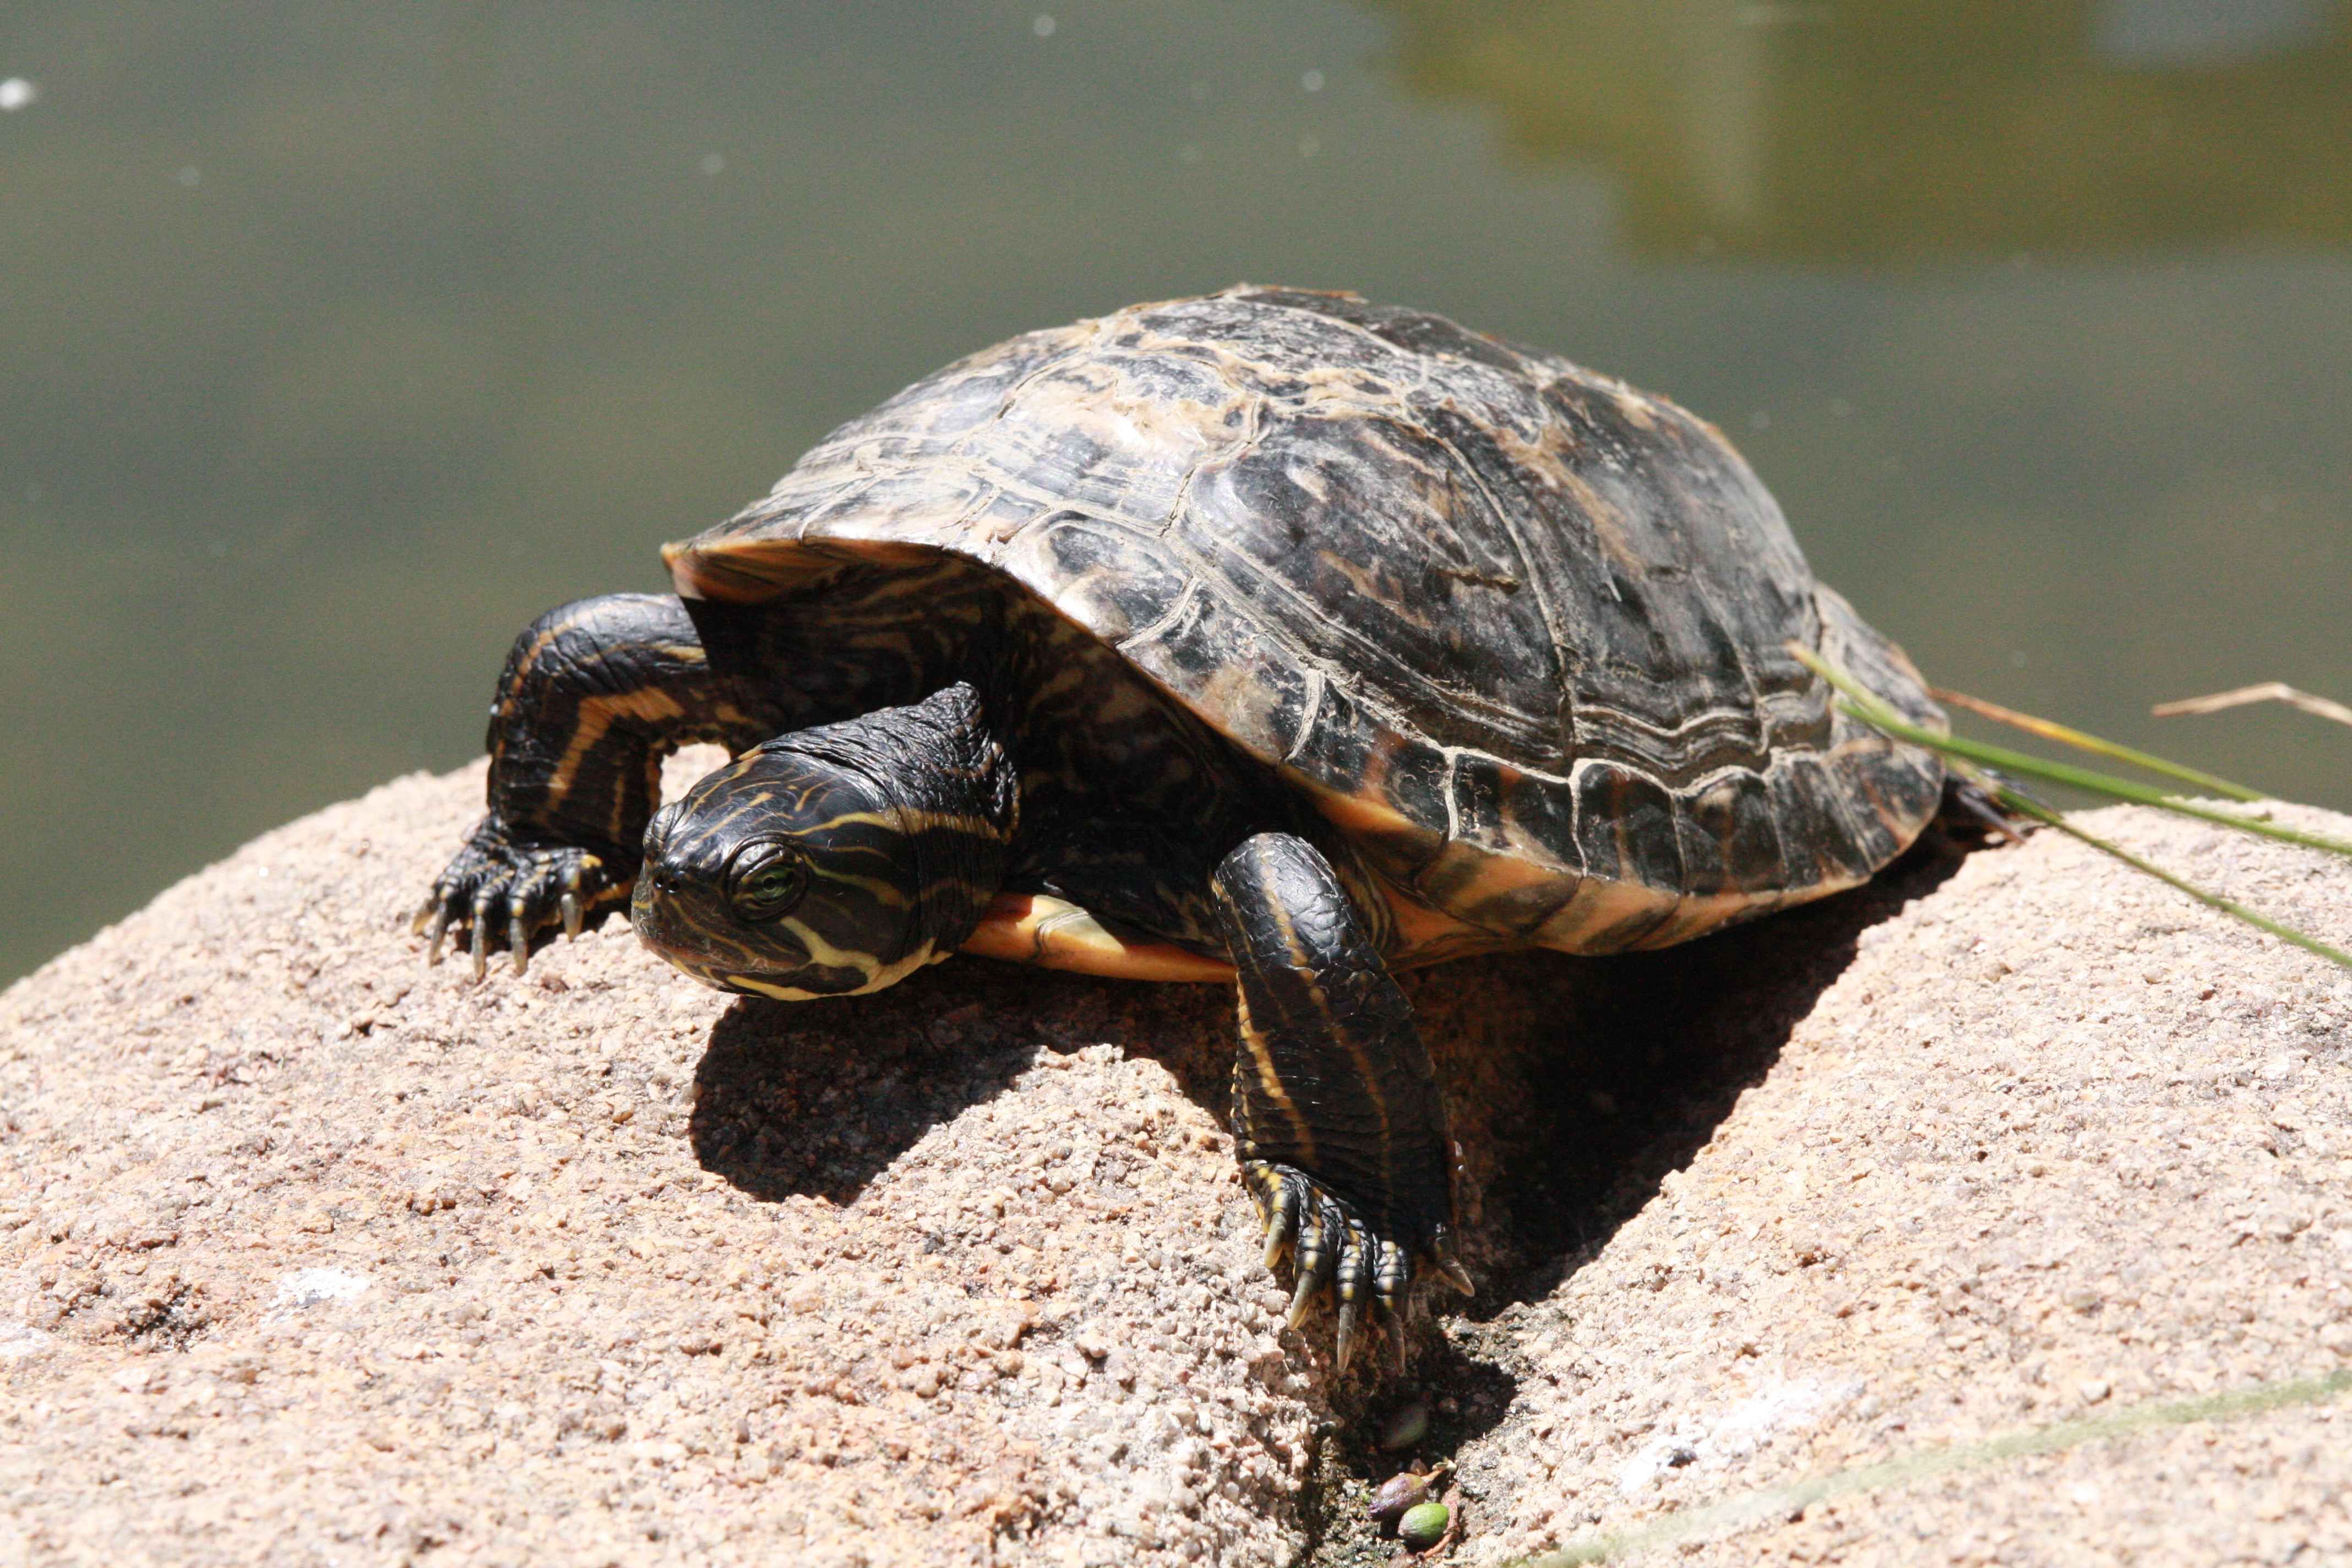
(6, 0, 2349, 982)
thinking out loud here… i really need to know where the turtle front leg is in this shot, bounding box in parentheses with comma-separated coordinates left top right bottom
(1211, 832, 1471, 1371)
(416, 593, 778, 977)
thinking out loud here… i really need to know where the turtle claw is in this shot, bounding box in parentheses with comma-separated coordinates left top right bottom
(1248, 1159, 1451, 1372)
(1261, 1178, 1302, 1271)
(1287, 1268, 1320, 1332)
(414, 818, 618, 981)
(1431, 1234, 1474, 1297)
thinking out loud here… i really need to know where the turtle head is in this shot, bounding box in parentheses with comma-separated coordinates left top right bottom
(631, 685, 1017, 999)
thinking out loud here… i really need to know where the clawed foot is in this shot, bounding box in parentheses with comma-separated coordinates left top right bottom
(410, 819, 628, 979)
(1245, 1162, 1472, 1374)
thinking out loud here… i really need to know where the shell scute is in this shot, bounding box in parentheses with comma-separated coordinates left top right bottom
(1015, 514, 1190, 645)
(1175, 413, 1562, 759)
(1570, 761, 1685, 907)
(1243, 286, 1538, 382)
(1767, 754, 1885, 891)
(1678, 769, 1790, 898)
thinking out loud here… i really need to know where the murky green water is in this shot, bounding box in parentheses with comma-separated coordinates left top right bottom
(6, 0, 2349, 982)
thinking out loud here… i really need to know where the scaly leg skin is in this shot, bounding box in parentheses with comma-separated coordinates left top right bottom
(1211, 832, 1472, 1373)
(412, 592, 778, 978)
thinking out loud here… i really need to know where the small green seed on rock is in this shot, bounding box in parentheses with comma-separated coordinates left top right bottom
(1378, 1398, 1430, 1451)
(1398, 1501, 1450, 1550)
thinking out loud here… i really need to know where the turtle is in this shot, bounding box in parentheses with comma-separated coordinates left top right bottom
(415, 286, 1951, 1370)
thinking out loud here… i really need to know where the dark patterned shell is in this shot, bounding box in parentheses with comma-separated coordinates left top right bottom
(666, 288, 1947, 954)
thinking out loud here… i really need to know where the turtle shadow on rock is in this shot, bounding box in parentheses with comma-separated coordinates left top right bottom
(686, 956, 1238, 1205)
(1444, 832, 1985, 1315)
(687, 830, 1982, 1290)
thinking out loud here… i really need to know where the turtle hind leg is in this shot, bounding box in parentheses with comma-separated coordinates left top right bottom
(1211, 831, 1467, 1373)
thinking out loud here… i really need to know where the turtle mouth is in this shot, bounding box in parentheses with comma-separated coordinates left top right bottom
(652, 943, 915, 1001)
(632, 876, 917, 1000)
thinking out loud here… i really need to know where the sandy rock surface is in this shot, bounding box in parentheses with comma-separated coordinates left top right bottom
(1430, 802, 2352, 1567)
(1, 757, 1326, 1568)
(3, 759, 2349, 1568)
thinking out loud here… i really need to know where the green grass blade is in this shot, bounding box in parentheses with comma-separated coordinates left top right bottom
(1930, 685, 2264, 801)
(1874, 711, 2352, 858)
(1789, 644, 2352, 972)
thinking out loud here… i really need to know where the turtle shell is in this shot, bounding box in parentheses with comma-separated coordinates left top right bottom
(665, 287, 1947, 955)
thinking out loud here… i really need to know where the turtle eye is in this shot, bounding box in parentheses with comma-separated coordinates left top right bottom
(723, 840, 809, 923)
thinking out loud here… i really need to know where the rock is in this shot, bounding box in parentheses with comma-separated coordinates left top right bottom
(3, 760, 2349, 1566)
(0, 758, 1327, 1567)
(1444, 802, 2352, 1566)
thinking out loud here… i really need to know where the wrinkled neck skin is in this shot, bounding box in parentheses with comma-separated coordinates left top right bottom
(775, 680, 1021, 965)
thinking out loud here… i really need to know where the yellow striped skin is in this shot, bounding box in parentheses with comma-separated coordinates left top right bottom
(632, 683, 1017, 1000)
(1210, 831, 1466, 1368)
